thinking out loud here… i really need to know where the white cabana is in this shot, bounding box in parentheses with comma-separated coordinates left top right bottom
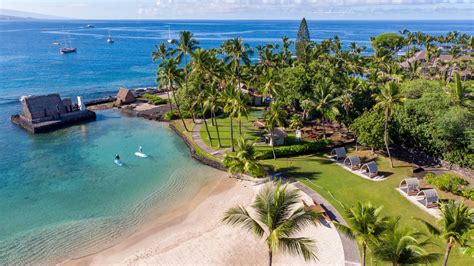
(416, 189, 439, 208)
(361, 161, 378, 178)
(330, 147, 346, 161)
(344, 156, 361, 170)
(399, 178, 420, 195)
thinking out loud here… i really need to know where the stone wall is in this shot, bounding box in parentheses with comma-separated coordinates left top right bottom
(168, 123, 227, 171)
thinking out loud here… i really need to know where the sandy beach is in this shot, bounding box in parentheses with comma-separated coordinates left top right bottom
(63, 173, 345, 266)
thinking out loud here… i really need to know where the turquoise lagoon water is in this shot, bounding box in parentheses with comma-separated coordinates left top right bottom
(0, 110, 222, 264)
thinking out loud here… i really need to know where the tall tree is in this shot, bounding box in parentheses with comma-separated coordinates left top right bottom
(173, 31, 199, 107)
(157, 59, 189, 131)
(313, 77, 340, 139)
(374, 81, 405, 168)
(333, 202, 389, 266)
(203, 83, 222, 148)
(296, 17, 311, 63)
(152, 42, 173, 111)
(223, 84, 238, 152)
(371, 218, 440, 265)
(264, 101, 288, 160)
(221, 38, 253, 93)
(418, 201, 474, 266)
(223, 136, 263, 177)
(223, 180, 320, 266)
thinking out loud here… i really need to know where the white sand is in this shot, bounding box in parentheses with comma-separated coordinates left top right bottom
(64, 177, 345, 265)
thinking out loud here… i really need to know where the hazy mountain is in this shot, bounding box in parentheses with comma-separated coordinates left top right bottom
(0, 9, 71, 20)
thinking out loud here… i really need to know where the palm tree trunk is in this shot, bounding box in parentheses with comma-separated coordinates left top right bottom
(270, 130, 276, 160)
(239, 119, 242, 135)
(214, 112, 222, 148)
(230, 117, 235, 152)
(322, 117, 327, 139)
(202, 106, 213, 147)
(384, 108, 393, 168)
(442, 240, 453, 266)
(170, 81, 189, 132)
(166, 89, 173, 112)
(362, 243, 366, 266)
(268, 250, 273, 266)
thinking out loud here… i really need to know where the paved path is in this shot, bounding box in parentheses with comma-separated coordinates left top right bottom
(294, 182, 361, 266)
(192, 122, 229, 159)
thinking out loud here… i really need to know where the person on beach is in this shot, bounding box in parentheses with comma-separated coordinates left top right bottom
(115, 154, 120, 160)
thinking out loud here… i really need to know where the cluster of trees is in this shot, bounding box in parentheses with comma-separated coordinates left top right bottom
(223, 180, 473, 266)
(152, 18, 473, 168)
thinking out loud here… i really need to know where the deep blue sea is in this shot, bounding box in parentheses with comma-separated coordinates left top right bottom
(0, 20, 472, 264)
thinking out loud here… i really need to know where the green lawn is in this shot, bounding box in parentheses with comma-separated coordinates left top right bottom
(262, 153, 471, 265)
(199, 114, 262, 149)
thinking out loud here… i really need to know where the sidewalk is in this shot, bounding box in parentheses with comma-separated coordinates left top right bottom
(192, 122, 229, 159)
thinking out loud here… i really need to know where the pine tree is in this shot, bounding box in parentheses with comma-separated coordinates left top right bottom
(296, 17, 311, 63)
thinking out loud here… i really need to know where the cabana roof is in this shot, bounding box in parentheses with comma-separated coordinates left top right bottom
(344, 156, 361, 167)
(361, 161, 378, 173)
(416, 189, 439, 206)
(331, 147, 346, 159)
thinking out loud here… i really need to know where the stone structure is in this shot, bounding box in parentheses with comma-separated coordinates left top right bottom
(11, 93, 96, 134)
(116, 89, 135, 106)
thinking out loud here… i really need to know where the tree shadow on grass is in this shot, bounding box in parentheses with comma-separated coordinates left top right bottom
(379, 171, 394, 178)
(269, 165, 322, 181)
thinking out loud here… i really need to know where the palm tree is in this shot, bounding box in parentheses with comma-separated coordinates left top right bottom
(221, 38, 253, 92)
(372, 218, 440, 265)
(223, 180, 320, 266)
(222, 136, 263, 177)
(289, 114, 303, 129)
(280, 36, 294, 67)
(173, 31, 199, 99)
(333, 202, 389, 266)
(264, 101, 288, 160)
(157, 59, 189, 131)
(418, 201, 474, 266)
(300, 99, 314, 121)
(374, 81, 405, 168)
(223, 84, 238, 152)
(452, 72, 467, 105)
(313, 78, 340, 139)
(152, 42, 173, 111)
(203, 83, 222, 148)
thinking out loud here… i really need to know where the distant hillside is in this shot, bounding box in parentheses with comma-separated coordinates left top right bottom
(0, 9, 70, 20)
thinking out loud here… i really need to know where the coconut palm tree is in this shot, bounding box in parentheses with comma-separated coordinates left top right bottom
(225, 89, 250, 136)
(152, 42, 173, 111)
(300, 99, 314, 121)
(280, 36, 294, 67)
(289, 114, 303, 130)
(333, 202, 389, 266)
(313, 77, 340, 139)
(222, 136, 263, 177)
(223, 179, 320, 266)
(223, 84, 238, 152)
(157, 59, 189, 131)
(264, 101, 288, 160)
(173, 31, 199, 98)
(374, 81, 405, 168)
(418, 201, 474, 266)
(221, 38, 253, 92)
(371, 217, 440, 265)
(203, 83, 222, 148)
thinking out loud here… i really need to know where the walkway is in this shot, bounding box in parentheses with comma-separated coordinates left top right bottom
(192, 122, 229, 159)
(294, 182, 361, 266)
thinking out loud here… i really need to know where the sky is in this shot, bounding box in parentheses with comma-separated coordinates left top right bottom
(1, 0, 473, 20)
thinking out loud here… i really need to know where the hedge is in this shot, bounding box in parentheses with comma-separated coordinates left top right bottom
(138, 94, 168, 105)
(425, 172, 469, 195)
(257, 140, 330, 159)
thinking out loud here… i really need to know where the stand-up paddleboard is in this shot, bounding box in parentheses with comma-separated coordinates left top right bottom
(114, 159, 123, 166)
(135, 152, 148, 158)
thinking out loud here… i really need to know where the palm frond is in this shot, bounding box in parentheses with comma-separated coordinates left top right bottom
(279, 237, 318, 262)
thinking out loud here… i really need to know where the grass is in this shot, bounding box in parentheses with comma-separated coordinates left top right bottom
(261, 151, 471, 265)
(199, 114, 262, 149)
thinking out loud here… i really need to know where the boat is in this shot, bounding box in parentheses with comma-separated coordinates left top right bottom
(107, 30, 114, 43)
(60, 33, 77, 54)
(167, 27, 173, 44)
(114, 159, 123, 166)
(52, 41, 60, 45)
(86, 24, 95, 28)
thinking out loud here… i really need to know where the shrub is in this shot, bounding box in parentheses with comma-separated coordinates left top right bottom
(164, 110, 179, 120)
(142, 94, 167, 105)
(443, 150, 474, 169)
(425, 172, 469, 195)
(461, 187, 474, 201)
(257, 140, 330, 159)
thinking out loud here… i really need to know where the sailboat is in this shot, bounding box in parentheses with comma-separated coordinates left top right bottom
(60, 33, 77, 54)
(167, 27, 173, 44)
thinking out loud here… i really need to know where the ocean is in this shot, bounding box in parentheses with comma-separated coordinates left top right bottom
(0, 20, 472, 264)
